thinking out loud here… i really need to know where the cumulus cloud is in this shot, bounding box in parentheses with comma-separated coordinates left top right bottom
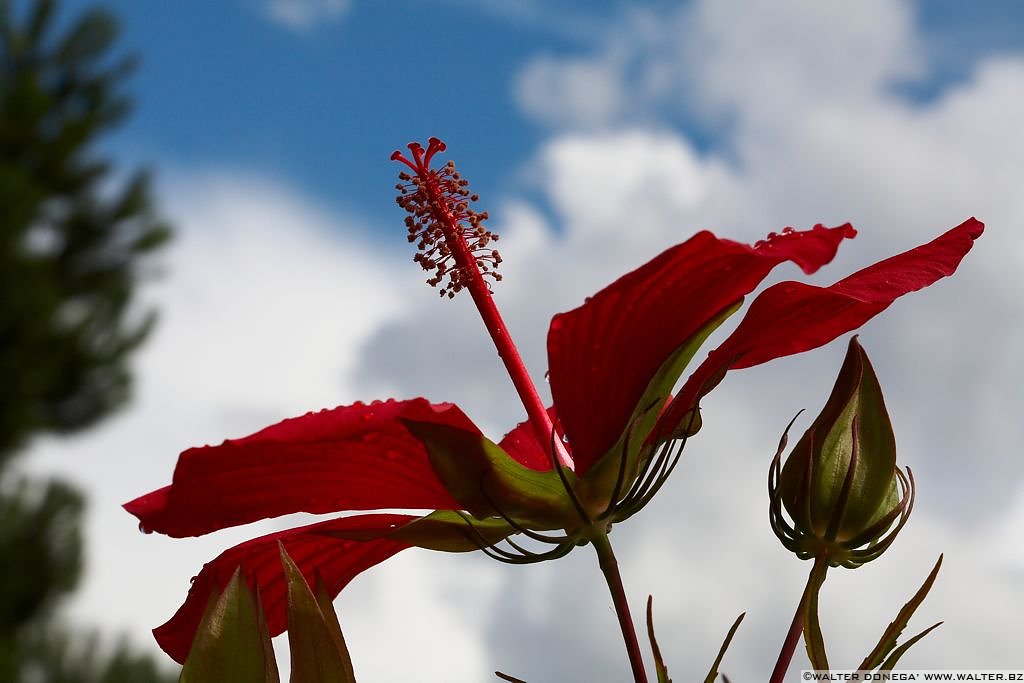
(352, 0, 1023, 679)
(21, 169, 503, 680)
(263, 0, 350, 32)
(22, 0, 1024, 680)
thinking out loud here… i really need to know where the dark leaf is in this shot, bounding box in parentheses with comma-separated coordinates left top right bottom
(859, 555, 943, 670)
(704, 612, 745, 683)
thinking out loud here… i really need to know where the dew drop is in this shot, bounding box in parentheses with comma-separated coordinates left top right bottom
(362, 412, 374, 422)
(138, 522, 153, 535)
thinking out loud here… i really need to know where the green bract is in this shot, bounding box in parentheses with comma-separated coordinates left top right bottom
(769, 337, 914, 568)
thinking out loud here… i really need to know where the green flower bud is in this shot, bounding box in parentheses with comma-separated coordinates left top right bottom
(769, 337, 914, 568)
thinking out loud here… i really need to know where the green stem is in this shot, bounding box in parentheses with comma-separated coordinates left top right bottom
(770, 555, 829, 683)
(592, 533, 648, 683)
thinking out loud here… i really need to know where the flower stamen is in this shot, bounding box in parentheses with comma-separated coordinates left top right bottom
(392, 138, 502, 298)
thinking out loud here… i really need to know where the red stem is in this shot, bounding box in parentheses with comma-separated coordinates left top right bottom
(770, 555, 828, 683)
(422, 172, 572, 469)
(592, 533, 648, 683)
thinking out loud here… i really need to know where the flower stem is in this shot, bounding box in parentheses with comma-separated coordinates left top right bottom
(592, 532, 648, 683)
(464, 279, 572, 469)
(421, 172, 572, 469)
(770, 554, 829, 683)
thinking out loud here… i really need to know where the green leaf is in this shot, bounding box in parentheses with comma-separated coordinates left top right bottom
(859, 555, 943, 670)
(704, 611, 745, 683)
(879, 622, 943, 670)
(402, 420, 575, 528)
(280, 544, 356, 683)
(802, 559, 830, 670)
(179, 567, 279, 683)
(313, 573, 356, 680)
(646, 596, 672, 683)
(580, 303, 739, 508)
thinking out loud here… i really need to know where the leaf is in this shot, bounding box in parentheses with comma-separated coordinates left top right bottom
(704, 612, 745, 683)
(879, 622, 943, 670)
(802, 559, 830, 670)
(859, 555, 943, 670)
(313, 573, 356, 681)
(280, 544, 356, 683)
(646, 596, 672, 683)
(179, 567, 279, 683)
(495, 672, 529, 682)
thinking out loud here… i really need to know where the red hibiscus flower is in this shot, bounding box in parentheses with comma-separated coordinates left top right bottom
(126, 137, 982, 663)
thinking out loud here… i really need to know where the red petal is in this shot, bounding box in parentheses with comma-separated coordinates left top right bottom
(497, 407, 559, 472)
(547, 225, 856, 473)
(668, 218, 983, 422)
(154, 513, 413, 664)
(125, 399, 477, 538)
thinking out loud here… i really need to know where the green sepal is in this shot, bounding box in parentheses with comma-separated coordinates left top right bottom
(403, 420, 576, 528)
(389, 510, 516, 552)
(321, 510, 517, 553)
(646, 596, 672, 683)
(704, 611, 745, 683)
(579, 302, 740, 509)
(179, 567, 280, 683)
(780, 337, 899, 543)
(859, 555, 943, 670)
(802, 558, 830, 670)
(280, 544, 357, 683)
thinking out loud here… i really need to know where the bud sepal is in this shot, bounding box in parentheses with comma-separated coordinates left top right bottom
(769, 336, 915, 568)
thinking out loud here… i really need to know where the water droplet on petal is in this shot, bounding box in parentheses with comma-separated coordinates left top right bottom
(138, 522, 152, 535)
(362, 412, 374, 422)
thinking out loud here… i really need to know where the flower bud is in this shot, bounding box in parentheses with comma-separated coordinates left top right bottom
(769, 336, 914, 568)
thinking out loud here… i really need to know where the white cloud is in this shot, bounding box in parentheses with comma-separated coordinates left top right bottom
(354, 0, 1024, 679)
(263, 0, 350, 32)
(19, 0, 1024, 679)
(515, 54, 630, 129)
(21, 169, 502, 680)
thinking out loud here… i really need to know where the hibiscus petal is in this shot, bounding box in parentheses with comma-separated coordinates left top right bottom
(125, 399, 476, 538)
(547, 225, 856, 474)
(497, 407, 559, 472)
(155, 514, 414, 664)
(667, 218, 984, 425)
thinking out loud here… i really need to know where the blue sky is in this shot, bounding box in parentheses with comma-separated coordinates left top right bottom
(22, 1, 1024, 680)
(65, 0, 1024, 224)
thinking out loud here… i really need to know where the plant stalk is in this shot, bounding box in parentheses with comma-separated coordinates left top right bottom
(422, 170, 572, 469)
(770, 554, 829, 683)
(592, 533, 648, 683)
